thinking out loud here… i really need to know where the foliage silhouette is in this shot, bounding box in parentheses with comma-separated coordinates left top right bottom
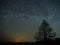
(34, 19, 56, 42)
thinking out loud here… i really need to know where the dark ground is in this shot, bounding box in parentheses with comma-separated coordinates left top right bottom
(0, 39, 60, 45)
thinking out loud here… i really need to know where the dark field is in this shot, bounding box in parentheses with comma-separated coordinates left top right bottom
(0, 38, 60, 45)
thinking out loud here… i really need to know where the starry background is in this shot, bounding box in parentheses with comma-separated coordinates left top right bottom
(0, 0, 60, 42)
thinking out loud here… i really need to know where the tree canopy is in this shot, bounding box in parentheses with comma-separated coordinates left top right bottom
(34, 19, 56, 41)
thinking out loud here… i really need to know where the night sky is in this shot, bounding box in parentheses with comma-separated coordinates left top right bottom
(0, 0, 60, 42)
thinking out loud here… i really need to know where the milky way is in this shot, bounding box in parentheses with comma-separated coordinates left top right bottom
(0, 0, 60, 42)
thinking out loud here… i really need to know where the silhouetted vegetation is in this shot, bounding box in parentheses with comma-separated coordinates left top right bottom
(34, 19, 57, 45)
(34, 19, 56, 42)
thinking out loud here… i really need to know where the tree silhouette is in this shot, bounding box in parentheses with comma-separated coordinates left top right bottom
(34, 19, 56, 42)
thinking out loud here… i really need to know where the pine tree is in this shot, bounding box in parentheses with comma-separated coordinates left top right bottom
(34, 19, 56, 42)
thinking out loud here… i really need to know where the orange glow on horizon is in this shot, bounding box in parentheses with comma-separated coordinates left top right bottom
(12, 36, 26, 42)
(10, 33, 32, 42)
